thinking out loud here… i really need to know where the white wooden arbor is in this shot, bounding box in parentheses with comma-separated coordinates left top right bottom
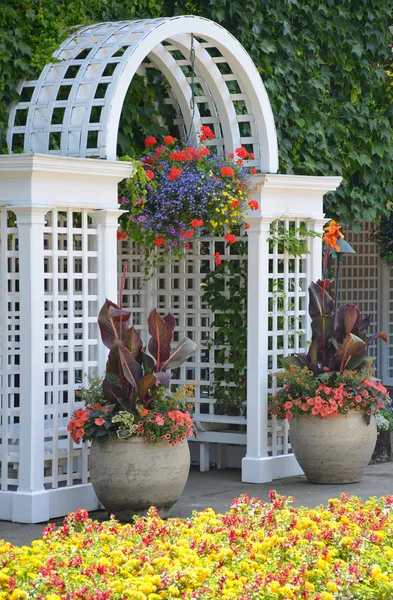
(1, 16, 341, 522)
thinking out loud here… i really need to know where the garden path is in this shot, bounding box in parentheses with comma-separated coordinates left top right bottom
(1, 462, 392, 547)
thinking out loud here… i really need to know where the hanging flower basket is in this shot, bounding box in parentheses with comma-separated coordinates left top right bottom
(118, 128, 258, 269)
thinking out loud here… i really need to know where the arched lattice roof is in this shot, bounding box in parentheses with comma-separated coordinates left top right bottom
(7, 16, 278, 172)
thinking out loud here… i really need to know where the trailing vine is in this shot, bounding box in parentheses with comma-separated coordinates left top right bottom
(202, 239, 248, 416)
(267, 219, 321, 256)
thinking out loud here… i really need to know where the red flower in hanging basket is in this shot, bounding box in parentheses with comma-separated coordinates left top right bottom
(214, 251, 222, 266)
(168, 167, 183, 181)
(250, 167, 257, 175)
(190, 219, 204, 227)
(248, 200, 259, 210)
(225, 233, 236, 244)
(154, 145, 165, 158)
(154, 237, 165, 247)
(235, 146, 248, 159)
(144, 136, 157, 147)
(199, 125, 215, 141)
(180, 228, 195, 239)
(245, 223, 250, 229)
(145, 170, 155, 180)
(249, 152, 255, 159)
(198, 147, 210, 157)
(221, 166, 235, 177)
(231, 200, 241, 209)
(163, 135, 177, 145)
(117, 231, 127, 240)
(94, 418, 105, 427)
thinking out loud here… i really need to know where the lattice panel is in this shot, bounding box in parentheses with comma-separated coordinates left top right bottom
(119, 238, 247, 428)
(340, 224, 379, 364)
(0, 210, 20, 491)
(7, 17, 278, 173)
(43, 209, 99, 489)
(267, 219, 309, 456)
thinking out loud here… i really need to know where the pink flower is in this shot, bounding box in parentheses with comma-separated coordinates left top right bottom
(94, 418, 105, 426)
(154, 414, 165, 426)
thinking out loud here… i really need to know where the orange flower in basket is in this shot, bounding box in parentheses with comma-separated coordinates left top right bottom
(323, 219, 344, 251)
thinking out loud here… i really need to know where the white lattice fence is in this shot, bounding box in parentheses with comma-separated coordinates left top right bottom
(267, 219, 309, 457)
(42, 208, 99, 489)
(118, 219, 310, 468)
(119, 238, 246, 425)
(340, 224, 379, 364)
(0, 209, 20, 491)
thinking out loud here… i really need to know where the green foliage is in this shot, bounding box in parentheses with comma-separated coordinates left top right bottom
(202, 240, 248, 415)
(3, 1, 393, 228)
(168, 0, 393, 228)
(0, 0, 165, 152)
(116, 70, 178, 158)
(268, 219, 321, 256)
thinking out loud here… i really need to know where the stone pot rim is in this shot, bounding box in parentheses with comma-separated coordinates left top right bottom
(291, 409, 373, 420)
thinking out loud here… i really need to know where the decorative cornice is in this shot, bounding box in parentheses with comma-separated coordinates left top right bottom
(252, 173, 342, 194)
(0, 153, 136, 179)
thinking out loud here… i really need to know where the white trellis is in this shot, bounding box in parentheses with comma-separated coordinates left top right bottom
(0, 16, 342, 522)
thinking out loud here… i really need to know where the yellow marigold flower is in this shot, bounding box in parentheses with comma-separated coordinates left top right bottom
(46, 596, 62, 600)
(326, 582, 338, 593)
(320, 594, 334, 600)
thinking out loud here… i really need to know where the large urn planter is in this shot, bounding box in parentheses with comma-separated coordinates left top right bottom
(90, 437, 190, 520)
(290, 411, 377, 484)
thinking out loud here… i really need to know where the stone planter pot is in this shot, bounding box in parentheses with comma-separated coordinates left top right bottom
(290, 411, 377, 484)
(89, 437, 190, 520)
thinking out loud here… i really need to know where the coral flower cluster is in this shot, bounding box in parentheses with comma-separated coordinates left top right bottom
(118, 128, 259, 263)
(269, 365, 389, 420)
(2, 493, 393, 599)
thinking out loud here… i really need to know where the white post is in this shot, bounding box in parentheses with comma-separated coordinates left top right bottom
(241, 215, 273, 483)
(0, 154, 134, 522)
(242, 174, 342, 484)
(12, 206, 50, 522)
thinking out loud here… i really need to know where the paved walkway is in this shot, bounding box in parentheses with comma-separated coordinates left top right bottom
(1, 462, 393, 547)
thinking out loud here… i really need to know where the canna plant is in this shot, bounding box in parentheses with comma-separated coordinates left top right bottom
(98, 267, 197, 414)
(281, 278, 387, 375)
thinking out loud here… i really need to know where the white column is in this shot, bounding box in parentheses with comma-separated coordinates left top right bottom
(241, 174, 341, 483)
(242, 215, 273, 483)
(92, 209, 124, 375)
(12, 206, 50, 522)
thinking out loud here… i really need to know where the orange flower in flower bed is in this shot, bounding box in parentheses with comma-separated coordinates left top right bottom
(323, 219, 344, 251)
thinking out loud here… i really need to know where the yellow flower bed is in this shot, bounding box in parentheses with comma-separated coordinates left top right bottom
(1, 492, 393, 599)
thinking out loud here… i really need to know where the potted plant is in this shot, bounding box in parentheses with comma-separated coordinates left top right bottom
(269, 226, 390, 483)
(68, 272, 197, 519)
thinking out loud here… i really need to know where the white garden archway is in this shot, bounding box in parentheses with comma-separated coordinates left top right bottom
(8, 16, 278, 172)
(0, 16, 342, 522)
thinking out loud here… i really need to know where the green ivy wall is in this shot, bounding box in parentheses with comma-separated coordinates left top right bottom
(1, 0, 392, 226)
